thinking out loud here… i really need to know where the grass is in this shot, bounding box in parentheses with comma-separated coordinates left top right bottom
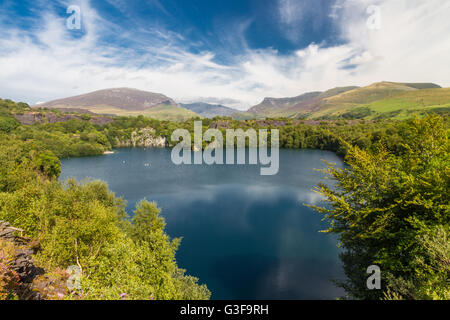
(310, 87, 450, 120)
(325, 82, 417, 105)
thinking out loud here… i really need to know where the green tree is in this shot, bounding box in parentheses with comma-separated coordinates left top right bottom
(34, 151, 61, 178)
(0, 116, 19, 133)
(311, 115, 449, 299)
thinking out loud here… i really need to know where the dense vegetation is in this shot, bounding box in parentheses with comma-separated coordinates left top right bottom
(4, 97, 447, 161)
(312, 116, 449, 299)
(0, 99, 210, 300)
(0, 97, 448, 300)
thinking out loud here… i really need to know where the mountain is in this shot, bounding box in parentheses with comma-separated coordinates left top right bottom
(310, 82, 445, 119)
(248, 91, 323, 116)
(180, 102, 238, 118)
(36, 88, 177, 110)
(247, 82, 447, 120)
(33, 82, 448, 121)
(34, 88, 199, 121)
(247, 87, 360, 118)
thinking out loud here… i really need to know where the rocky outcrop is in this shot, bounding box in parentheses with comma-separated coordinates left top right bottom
(0, 222, 29, 246)
(13, 112, 113, 126)
(0, 221, 44, 300)
(13, 112, 78, 125)
(209, 120, 231, 129)
(91, 116, 114, 126)
(115, 128, 168, 148)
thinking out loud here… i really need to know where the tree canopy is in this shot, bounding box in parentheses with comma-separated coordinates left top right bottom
(312, 115, 449, 299)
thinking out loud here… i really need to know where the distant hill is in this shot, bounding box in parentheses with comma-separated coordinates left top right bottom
(311, 82, 446, 119)
(247, 87, 359, 118)
(399, 83, 441, 90)
(34, 88, 199, 121)
(33, 83, 448, 121)
(246, 82, 447, 120)
(180, 102, 238, 118)
(248, 91, 323, 116)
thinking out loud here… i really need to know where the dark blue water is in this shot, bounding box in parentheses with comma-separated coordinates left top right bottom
(60, 148, 346, 300)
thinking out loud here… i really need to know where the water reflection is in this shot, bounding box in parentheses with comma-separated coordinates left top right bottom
(61, 148, 346, 299)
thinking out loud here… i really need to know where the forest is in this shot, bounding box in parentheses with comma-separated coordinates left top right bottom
(0, 97, 448, 300)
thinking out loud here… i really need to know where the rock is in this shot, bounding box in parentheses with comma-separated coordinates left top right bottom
(115, 127, 168, 148)
(0, 221, 44, 300)
(209, 120, 231, 129)
(13, 112, 114, 126)
(91, 116, 114, 125)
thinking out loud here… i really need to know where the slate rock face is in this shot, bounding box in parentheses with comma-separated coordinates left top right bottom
(13, 112, 114, 126)
(13, 112, 81, 125)
(115, 128, 168, 147)
(13, 113, 46, 125)
(0, 221, 44, 300)
(91, 116, 114, 126)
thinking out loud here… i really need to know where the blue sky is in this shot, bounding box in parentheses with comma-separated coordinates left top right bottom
(0, 0, 449, 109)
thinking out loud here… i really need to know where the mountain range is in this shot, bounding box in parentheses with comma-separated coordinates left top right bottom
(247, 82, 447, 120)
(35, 88, 197, 121)
(34, 82, 449, 121)
(180, 102, 237, 118)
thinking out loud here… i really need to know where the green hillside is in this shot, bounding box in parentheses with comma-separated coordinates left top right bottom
(138, 105, 200, 121)
(246, 82, 449, 120)
(314, 86, 450, 120)
(324, 82, 417, 104)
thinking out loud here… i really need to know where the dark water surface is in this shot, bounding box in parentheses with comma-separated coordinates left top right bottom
(60, 148, 346, 299)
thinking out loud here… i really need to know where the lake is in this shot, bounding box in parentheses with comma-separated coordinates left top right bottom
(60, 148, 346, 300)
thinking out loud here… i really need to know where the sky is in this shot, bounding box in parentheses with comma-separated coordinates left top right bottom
(0, 0, 449, 110)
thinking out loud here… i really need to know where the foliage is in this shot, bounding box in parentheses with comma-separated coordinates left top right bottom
(0, 96, 448, 300)
(0, 116, 20, 133)
(33, 151, 61, 178)
(0, 240, 21, 300)
(0, 99, 210, 299)
(339, 107, 373, 119)
(0, 177, 210, 300)
(383, 225, 449, 300)
(311, 115, 449, 299)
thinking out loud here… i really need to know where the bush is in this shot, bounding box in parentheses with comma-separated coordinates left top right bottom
(34, 151, 61, 178)
(312, 116, 450, 299)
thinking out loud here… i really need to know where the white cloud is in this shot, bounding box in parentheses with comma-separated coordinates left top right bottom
(279, 0, 305, 26)
(0, 0, 449, 110)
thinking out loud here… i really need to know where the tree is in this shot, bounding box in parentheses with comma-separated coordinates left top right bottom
(0, 116, 19, 133)
(311, 115, 449, 299)
(34, 151, 61, 178)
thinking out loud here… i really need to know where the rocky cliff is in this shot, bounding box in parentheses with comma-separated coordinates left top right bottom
(13, 112, 113, 126)
(0, 221, 70, 300)
(0, 221, 43, 299)
(115, 128, 168, 148)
